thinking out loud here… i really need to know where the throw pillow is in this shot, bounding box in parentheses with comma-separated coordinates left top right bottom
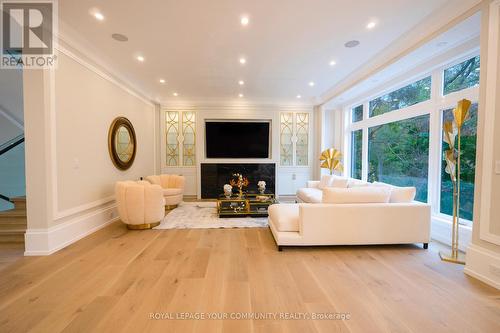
(322, 187, 391, 204)
(372, 181, 416, 203)
(317, 175, 334, 190)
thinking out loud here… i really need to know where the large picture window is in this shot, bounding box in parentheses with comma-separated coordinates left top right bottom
(369, 76, 431, 117)
(368, 115, 430, 202)
(351, 130, 362, 179)
(352, 105, 363, 122)
(440, 103, 478, 221)
(443, 56, 480, 95)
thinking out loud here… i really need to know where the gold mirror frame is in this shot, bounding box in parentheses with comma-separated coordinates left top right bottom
(108, 117, 137, 170)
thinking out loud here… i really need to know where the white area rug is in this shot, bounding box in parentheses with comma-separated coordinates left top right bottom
(154, 202, 269, 229)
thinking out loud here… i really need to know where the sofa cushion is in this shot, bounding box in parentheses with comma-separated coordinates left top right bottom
(347, 178, 368, 187)
(317, 175, 334, 189)
(372, 182, 416, 203)
(268, 204, 300, 232)
(297, 188, 322, 203)
(322, 187, 391, 204)
(331, 177, 349, 188)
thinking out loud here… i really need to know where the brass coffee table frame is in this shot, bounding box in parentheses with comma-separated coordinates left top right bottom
(217, 193, 277, 218)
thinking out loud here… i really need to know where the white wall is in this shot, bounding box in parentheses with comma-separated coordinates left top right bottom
(54, 53, 156, 213)
(160, 104, 314, 197)
(465, 0, 500, 290)
(23, 47, 157, 255)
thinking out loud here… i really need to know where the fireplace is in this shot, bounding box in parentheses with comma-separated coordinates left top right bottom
(200, 163, 276, 199)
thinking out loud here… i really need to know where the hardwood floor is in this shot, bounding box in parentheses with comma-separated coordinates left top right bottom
(0, 222, 499, 333)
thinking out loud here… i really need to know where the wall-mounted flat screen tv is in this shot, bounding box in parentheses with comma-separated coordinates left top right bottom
(205, 121, 270, 158)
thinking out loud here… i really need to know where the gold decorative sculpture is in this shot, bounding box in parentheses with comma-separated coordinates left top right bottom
(319, 148, 343, 175)
(440, 99, 471, 265)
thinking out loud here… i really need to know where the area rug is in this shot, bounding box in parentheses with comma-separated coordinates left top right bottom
(154, 202, 269, 229)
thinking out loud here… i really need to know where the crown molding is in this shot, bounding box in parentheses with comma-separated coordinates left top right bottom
(318, 0, 482, 107)
(56, 19, 156, 107)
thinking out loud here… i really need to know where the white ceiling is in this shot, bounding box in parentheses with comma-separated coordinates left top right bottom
(58, 0, 475, 105)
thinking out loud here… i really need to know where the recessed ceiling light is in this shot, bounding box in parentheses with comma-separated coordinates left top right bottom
(241, 16, 249, 26)
(296, 95, 302, 99)
(111, 33, 128, 42)
(136, 55, 145, 62)
(239, 57, 246, 65)
(344, 40, 360, 48)
(239, 93, 244, 98)
(309, 81, 315, 87)
(238, 80, 245, 85)
(366, 21, 377, 29)
(329, 60, 336, 66)
(93, 12, 104, 21)
(159, 79, 165, 84)
(173, 92, 179, 97)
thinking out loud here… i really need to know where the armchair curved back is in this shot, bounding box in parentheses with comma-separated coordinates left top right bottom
(146, 174, 185, 190)
(115, 181, 165, 225)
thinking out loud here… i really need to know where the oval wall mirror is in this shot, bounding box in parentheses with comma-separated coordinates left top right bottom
(108, 117, 137, 170)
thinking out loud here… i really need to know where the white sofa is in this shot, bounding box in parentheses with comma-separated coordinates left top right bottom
(270, 178, 431, 250)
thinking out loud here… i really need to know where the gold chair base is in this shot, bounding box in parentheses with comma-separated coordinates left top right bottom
(165, 204, 178, 211)
(439, 250, 466, 265)
(127, 221, 160, 230)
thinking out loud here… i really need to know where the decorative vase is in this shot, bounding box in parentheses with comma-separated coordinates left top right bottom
(258, 180, 266, 194)
(223, 184, 232, 198)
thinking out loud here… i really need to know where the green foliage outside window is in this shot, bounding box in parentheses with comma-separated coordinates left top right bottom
(443, 56, 480, 95)
(369, 77, 431, 117)
(352, 105, 363, 122)
(351, 130, 362, 179)
(440, 104, 478, 221)
(368, 115, 430, 202)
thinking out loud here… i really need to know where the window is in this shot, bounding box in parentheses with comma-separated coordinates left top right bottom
(443, 56, 480, 95)
(369, 76, 431, 117)
(280, 113, 293, 166)
(280, 112, 310, 166)
(165, 110, 196, 167)
(166, 111, 180, 166)
(295, 113, 309, 166)
(368, 115, 430, 202)
(440, 103, 478, 221)
(351, 130, 362, 179)
(352, 105, 363, 122)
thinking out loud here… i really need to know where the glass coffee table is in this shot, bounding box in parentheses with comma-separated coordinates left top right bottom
(217, 193, 277, 218)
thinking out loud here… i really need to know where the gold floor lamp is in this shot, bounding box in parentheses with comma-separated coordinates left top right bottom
(319, 148, 343, 175)
(440, 98, 471, 265)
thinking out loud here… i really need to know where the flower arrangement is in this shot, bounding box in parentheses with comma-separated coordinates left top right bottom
(230, 173, 249, 198)
(257, 180, 266, 194)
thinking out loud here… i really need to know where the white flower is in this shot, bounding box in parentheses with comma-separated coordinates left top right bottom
(258, 181, 266, 187)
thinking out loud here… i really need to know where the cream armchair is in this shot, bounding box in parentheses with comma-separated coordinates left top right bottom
(115, 180, 165, 229)
(145, 174, 185, 209)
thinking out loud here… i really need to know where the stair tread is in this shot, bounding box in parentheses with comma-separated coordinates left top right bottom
(0, 213, 27, 218)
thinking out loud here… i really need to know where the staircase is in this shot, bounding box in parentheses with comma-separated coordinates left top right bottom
(0, 197, 26, 243)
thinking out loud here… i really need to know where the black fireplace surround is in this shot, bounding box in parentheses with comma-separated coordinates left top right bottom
(201, 163, 276, 199)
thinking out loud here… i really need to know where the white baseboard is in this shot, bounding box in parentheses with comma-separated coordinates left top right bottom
(464, 244, 500, 290)
(24, 204, 118, 256)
